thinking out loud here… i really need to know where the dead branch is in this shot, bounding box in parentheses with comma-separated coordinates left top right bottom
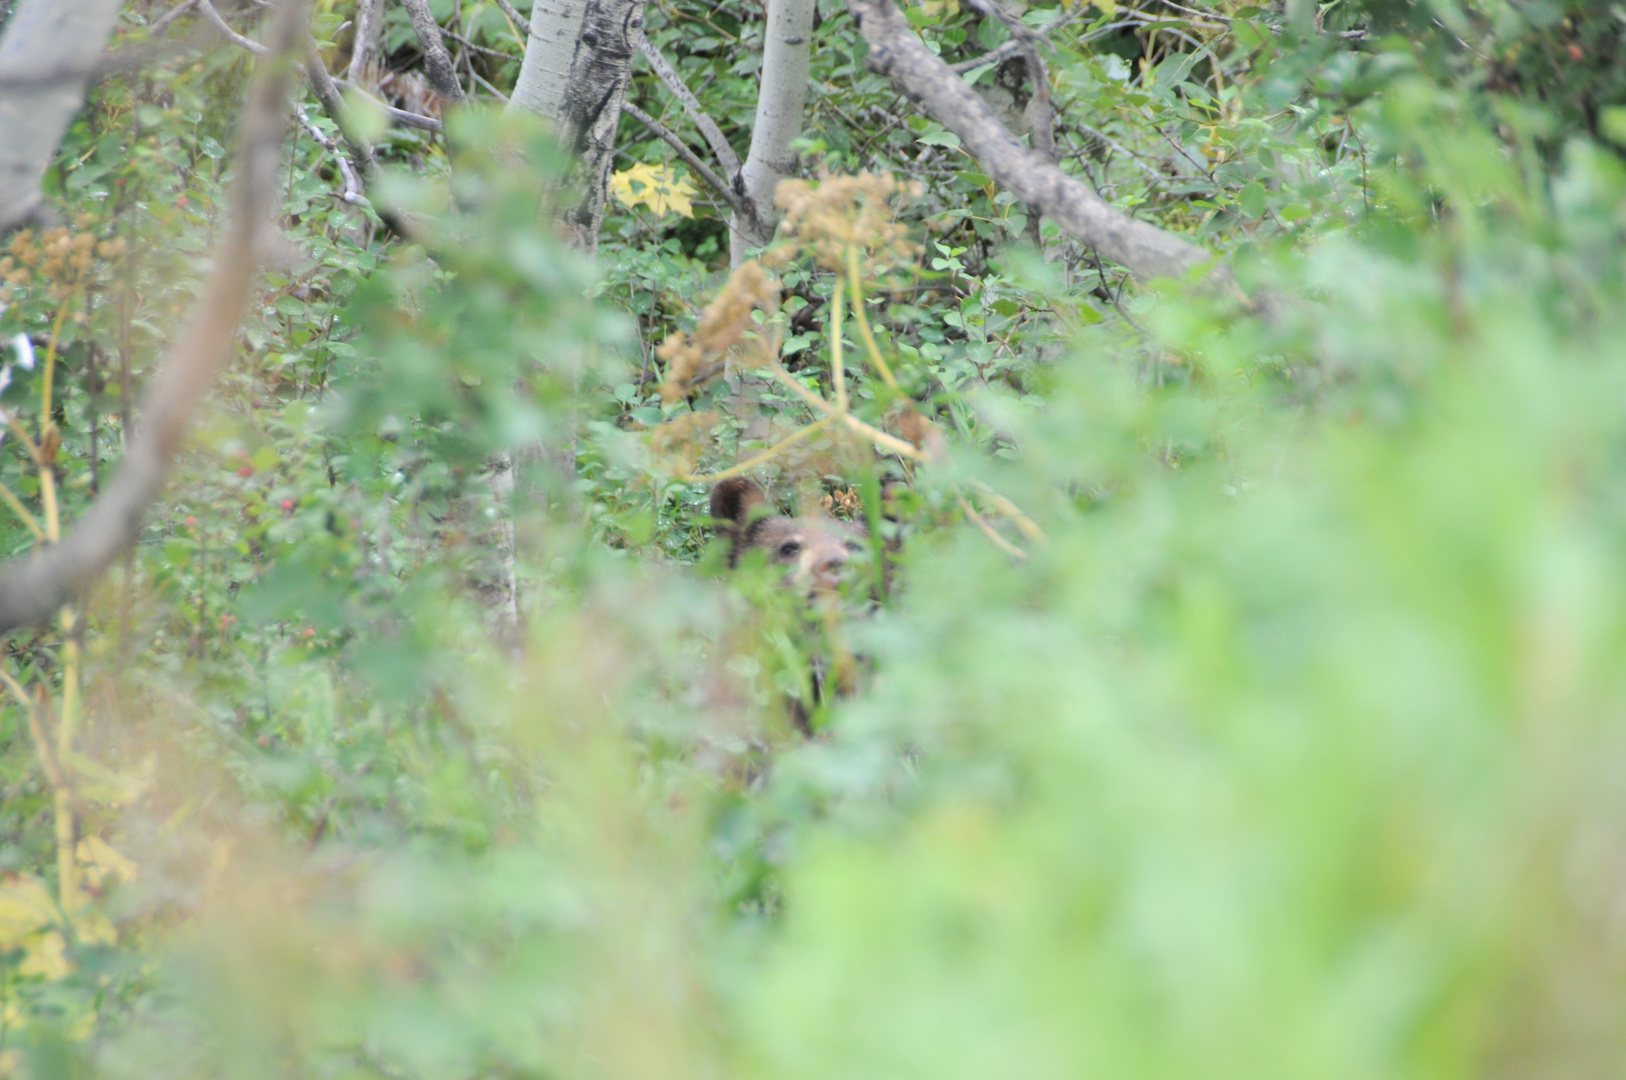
(848, 0, 1224, 284)
(491, 0, 532, 37)
(0, 0, 309, 637)
(197, 0, 270, 55)
(334, 79, 444, 131)
(634, 33, 741, 179)
(399, 0, 469, 105)
(345, 0, 380, 83)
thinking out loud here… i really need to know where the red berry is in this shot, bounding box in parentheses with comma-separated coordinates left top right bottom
(184, 516, 196, 527)
(280, 499, 295, 512)
(238, 465, 253, 478)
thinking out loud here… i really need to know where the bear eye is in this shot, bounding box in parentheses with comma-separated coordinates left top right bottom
(777, 540, 803, 559)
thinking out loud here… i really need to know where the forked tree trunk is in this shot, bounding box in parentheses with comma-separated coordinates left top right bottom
(0, 0, 126, 233)
(512, 0, 645, 248)
(521, 0, 646, 250)
(730, 0, 816, 264)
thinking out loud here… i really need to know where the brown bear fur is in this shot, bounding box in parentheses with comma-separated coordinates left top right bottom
(709, 476, 869, 597)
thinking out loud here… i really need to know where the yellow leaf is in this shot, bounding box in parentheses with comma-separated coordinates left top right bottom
(18, 930, 71, 980)
(0, 873, 56, 947)
(609, 162, 698, 219)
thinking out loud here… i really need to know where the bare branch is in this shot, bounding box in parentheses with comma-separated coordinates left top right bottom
(622, 100, 747, 216)
(345, 0, 379, 83)
(197, 0, 270, 55)
(848, 0, 1223, 285)
(961, 0, 1052, 159)
(634, 34, 740, 178)
(948, 4, 1095, 73)
(186, 5, 446, 137)
(399, 0, 468, 104)
(335, 79, 445, 131)
(0, 0, 309, 637)
(491, 0, 532, 37)
(298, 105, 364, 201)
(150, 0, 204, 35)
(302, 35, 379, 189)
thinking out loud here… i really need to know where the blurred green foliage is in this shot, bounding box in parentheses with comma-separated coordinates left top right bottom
(0, 0, 1624, 1076)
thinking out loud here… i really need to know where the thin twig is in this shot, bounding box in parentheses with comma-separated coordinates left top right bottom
(956, 491, 1028, 560)
(969, 478, 1046, 544)
(961, 0, 1053, 159)
(297, 106, 365, 202)
(468, 67, 510, 101)
(0, 479, 45, 541)
(491, 0, 531, 36)
(196, 4, 445, 142)
(334, 79, 444, 132)
(681, 415, 837, 483)
(197, 0, 270, 55)
(763, 364, 928, 461)
(149, 0, 203, 34)
(634, 34, 741, 178)
(948, 6, 1107, 73)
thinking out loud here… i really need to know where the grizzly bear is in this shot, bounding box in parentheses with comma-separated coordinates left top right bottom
(709, 476, 870, 597)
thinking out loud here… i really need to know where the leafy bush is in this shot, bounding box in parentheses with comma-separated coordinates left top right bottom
(3, 0, 1626, 1077)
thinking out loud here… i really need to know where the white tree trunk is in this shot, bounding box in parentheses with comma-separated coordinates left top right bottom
(0, 0, 126, 233)
(730, 0, 816, 264)
(510, 0, 584, 120)
(510, 0, 644, 249)
(346, 0, 384, 84)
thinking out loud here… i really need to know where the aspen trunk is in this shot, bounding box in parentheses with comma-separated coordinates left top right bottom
(0, 0, 126, 233)
(501, 0, 646, 626)
(511, 0, 644, 250)
(730, 0, 816, 265)
(510, 0, 583, 120)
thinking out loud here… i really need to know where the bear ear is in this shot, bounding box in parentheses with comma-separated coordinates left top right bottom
(709, 477, 768, 534)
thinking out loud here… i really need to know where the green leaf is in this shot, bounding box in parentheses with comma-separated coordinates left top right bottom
(1601, 107, 1626, 148)
(1239, 182, 1268, 218)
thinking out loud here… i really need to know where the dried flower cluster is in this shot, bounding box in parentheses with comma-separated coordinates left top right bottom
(770, 170, 922, 275)
(819, 487, 862, 518)
(0, 219, 126, 306)
(657, 260, 779, 403)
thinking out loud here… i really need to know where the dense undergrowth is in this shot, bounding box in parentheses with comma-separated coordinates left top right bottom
(0, 0, 1624, 1075)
